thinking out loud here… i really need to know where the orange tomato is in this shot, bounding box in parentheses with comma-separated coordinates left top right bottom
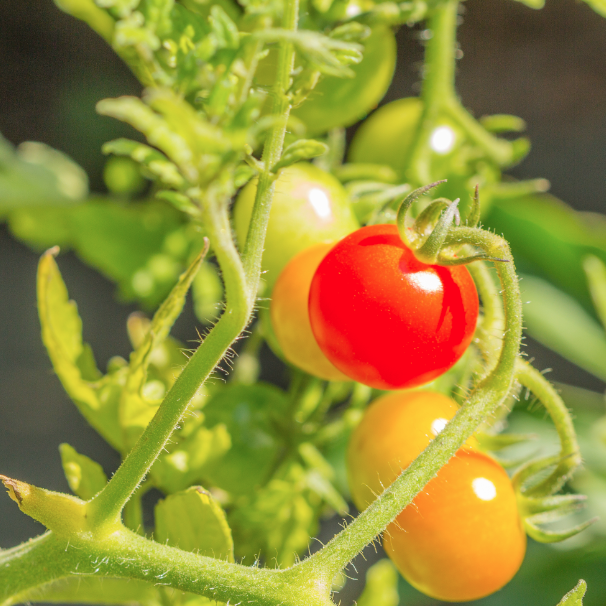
(270, 243, 349, 381)
(347, 390, 476, 510)
(384, 449, 526, 602)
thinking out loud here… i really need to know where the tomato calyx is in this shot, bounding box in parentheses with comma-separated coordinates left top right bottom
(395, 180, 509, 266)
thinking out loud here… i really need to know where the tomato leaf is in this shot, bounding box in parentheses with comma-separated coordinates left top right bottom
(37, 250, 122, 449)
(59, 443, 108, 501)
(155, 487, 234, 562)
(521, 274, 606, 381)
(357, 559, 399, 606)
(557, 580, 587, 605)
(580, 0, 606, 17)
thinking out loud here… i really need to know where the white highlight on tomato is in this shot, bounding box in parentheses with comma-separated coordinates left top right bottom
(430, 126, 456, 154)
(409, 271, 443, 293)
(309, 188, 332, 219)
(472, 477, 497, 501)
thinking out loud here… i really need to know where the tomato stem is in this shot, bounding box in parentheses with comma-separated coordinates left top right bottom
(241, 0, 299, 299)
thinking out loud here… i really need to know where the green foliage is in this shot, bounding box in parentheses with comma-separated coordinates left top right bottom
(155, 487, 234, 561)
(60, 444, 108, 500)
(356, 560, 399, 606)
(3, 0, 606, 604)
(557, 580, 587, 605)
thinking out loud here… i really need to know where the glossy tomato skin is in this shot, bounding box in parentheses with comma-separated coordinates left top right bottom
(347, 390, 477, 510)
(291, 26, 397, 135)
(384, 449, 526, 602)
(308, 224, 479, 389)
(271, 243, 349, 381)
(233, 163, 359, 289)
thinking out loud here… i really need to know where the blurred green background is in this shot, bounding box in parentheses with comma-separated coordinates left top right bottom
(1, 0, 606, 604)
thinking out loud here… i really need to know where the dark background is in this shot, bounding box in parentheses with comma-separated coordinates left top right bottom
(1, 0, 606, 603)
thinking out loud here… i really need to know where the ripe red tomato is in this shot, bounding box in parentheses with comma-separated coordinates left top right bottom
(308, 224, 479, 389)
(270, 243, 349, 381)
(384, 449, 526, 602)
(347, 390, 477, 510)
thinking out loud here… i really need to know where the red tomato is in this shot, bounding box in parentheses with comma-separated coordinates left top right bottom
(384, 449, 526, 602)
(271, 243, 349, 381)
(308, 224, 479, 389)
(347, 390, 477, 510)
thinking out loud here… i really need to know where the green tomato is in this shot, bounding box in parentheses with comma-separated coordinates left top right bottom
(202, 384, 288, 496)
(291, 26, 397, 135)
(233, 162, 359, 288)
(349, 97, 499, 217)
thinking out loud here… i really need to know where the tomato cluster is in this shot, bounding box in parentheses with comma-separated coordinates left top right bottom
(348, 391, 526, 602)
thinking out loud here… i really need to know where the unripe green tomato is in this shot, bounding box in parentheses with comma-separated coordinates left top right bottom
(349, 98, 499, 217)
(233, 163, 359, 288)
(291, 26, 397, 135)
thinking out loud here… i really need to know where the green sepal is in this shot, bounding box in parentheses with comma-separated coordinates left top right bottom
(37, 249, 122, 450)
(59, 444, 108, 501)
(524, 515, 597, 544)
(208, 5, 240, 50)
(155, 190, 201, 217)
(557, 580, 588, 605)
(52, 0, 115, 42)
(272, 141, 329, 172)
(475, 431, 536, 451)
(155, 486, 234, 562)
(356, 559, 399, 606)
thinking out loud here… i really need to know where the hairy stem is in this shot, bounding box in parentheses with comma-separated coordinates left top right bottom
(88, 191, 250, 529)
(241, 0, 299, 294)
(406, 0, 458, 184)
(299, 228, 522, 581)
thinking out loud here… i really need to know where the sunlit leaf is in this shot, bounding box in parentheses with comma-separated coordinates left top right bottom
(59, 443, 108, 500)
(155, 486, 234, 561)
(557, 580, 587, 605)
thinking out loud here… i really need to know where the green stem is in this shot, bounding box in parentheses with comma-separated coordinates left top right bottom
(0, 530, 333, 606)
(515, 360, 582, 496)
(88, 190, 250, 529)
(406, 0, 458, 184)
(241, 0, 299, 294)
(299, 228, 522, 581)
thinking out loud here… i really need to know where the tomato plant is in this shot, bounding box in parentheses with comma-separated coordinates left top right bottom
(384, 449, 526, 602)
(270, 243, 348, 381)
(309, 223, 479, 389)
(1, 0, 602, 604)
(233, 162, 358, 289)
